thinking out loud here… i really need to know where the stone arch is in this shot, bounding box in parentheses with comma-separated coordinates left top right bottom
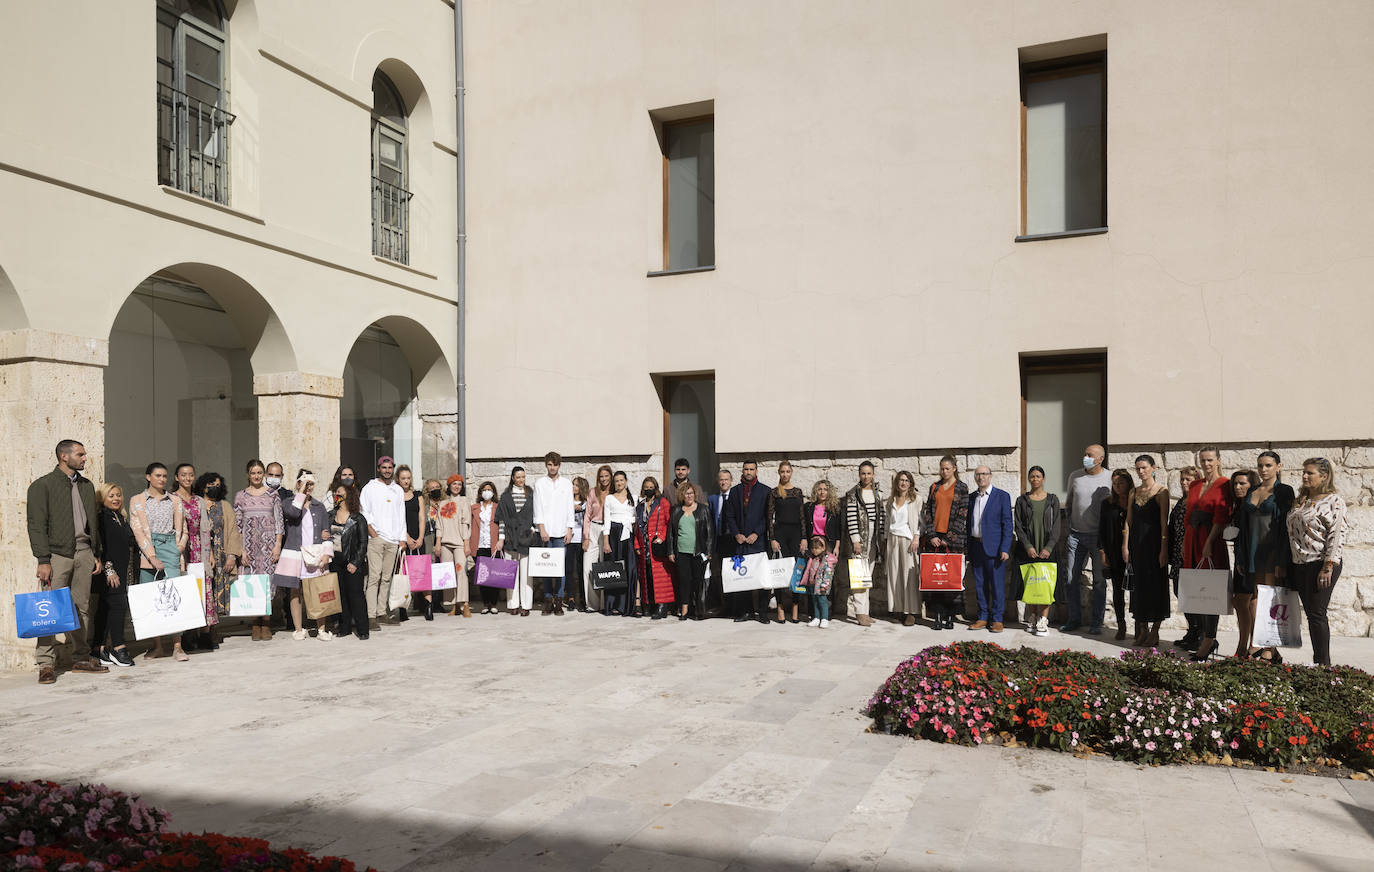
(0, 263, 29, 332)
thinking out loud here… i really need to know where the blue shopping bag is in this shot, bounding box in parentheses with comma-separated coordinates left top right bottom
(789, 558, 808, 594)
(14, 587, 81, 639)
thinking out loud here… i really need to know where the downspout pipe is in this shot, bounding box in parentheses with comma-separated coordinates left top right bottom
(454, 0, 467, 477)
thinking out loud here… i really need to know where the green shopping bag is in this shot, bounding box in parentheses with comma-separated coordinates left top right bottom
(1019, 562, 1057, 605)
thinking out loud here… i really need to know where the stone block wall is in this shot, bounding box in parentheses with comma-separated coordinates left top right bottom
(469, 441, 1374, 637)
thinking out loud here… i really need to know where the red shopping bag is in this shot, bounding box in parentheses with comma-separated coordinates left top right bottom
(919, 552, 965, 592)
(404, 551, 434, 591)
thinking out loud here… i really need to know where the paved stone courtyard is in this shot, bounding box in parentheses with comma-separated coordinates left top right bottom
(2, 613, 1373, 871)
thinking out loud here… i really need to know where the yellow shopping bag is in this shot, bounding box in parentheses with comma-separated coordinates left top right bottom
(1019, 562, 1057, 605)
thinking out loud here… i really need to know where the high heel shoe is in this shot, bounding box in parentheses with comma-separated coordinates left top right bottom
(1191, 638, 1218, 662)
(423, 599, 435, 621)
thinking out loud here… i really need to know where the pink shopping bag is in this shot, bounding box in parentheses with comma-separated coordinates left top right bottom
(404, 552, 434, 592)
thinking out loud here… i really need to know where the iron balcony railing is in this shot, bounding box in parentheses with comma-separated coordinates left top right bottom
(372, 176, 413, 264)
(157, 82, 235, 205)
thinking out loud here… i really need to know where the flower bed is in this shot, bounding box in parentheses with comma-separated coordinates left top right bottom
(0, 780, 374, 871)
(865, 642, 1374, 773)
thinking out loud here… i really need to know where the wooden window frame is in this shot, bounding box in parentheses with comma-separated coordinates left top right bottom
(1018, 351, 1108, 487)
(660, 114, 715, 272)
(1018, 51, 1107, 238)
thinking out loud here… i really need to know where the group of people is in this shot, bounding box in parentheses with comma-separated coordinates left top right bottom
(25, 439, 1348, 685)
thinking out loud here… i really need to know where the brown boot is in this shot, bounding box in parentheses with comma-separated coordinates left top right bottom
(461, 602, 471, 618)
(857, 614, 872, 627)
(1115, 623, 1129, 641)
(1132, 621, 1148, 647)
(541, 598, 553, 616)
(553, 597, 565, 616)
(38, 667, 56, 684)
(902, 614, 916, 627)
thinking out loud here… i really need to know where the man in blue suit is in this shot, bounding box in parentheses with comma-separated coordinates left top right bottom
(723, 460, 771, 624)
(705, 469, 733, 617)
(967, 465, 1013, 632)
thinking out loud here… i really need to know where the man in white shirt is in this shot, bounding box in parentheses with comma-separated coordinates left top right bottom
(360, 456, 406, 626)
(532, 451, 575, 615)
(1060, 444, 1113, 634)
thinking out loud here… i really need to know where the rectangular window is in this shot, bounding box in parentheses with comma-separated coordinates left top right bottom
(1021, 352, 1107, 502)
(662, 117, 715, 271)
(1021, 52, 1105, 237)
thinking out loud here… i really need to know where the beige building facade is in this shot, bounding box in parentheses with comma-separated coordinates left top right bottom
(0, 0, 461, 669)
(461, 2, 1374, 635)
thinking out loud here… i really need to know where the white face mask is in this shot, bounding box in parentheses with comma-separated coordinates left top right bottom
(481, 490, 494, 502)
(265, 476, 283, 489)
(1082, 456, 1095, 471)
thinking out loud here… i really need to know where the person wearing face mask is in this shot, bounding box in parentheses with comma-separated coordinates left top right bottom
(723, 460, 772, 623)
(263, 461, 294, 630)
(235, 459, 284, 641)
(468, 481, 502, 614)
(188, 471, 241, 651)
(360, 456, 406, 629)
(496, 466, 537, 615)
(435, 474, 473, 616)
(1059, 444, 1113, 634)
(635, 476, 674, 619)
(273, 469, 334, 640)
(325, 466, 357, 510)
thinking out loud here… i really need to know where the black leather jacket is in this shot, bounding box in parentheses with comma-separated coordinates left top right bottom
(668, 504, 715, 558)
(332, 511, 368, 571)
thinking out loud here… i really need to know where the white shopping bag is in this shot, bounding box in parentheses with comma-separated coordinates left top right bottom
(1177, 566, 1232, 616)
(388, 551, 412, 610)
(229, 573, 272, 616)
(762, 555, 796, 590)
(1254, 585, 1303, 648)
(528, 546, 566, 576)
(128, 573, 208, 639)
(721, 552, 770, 593)
(430, 562, 459, 591)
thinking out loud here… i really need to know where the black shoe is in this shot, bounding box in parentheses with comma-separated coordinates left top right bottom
(733, 615, 749, 623)
(678, 613, 688, 621)
(110, 649, 135, 668)
(93, 647, 112, 665)
(757, 613, 770, 624)
(357, 632, 370, 641)
(397, 608, 409, 623)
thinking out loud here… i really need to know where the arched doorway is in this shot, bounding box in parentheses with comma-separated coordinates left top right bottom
(104, 264, 293, 496)
(341, 316, 455, 481)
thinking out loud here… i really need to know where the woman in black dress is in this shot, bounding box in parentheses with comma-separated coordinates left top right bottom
(1227, 470, 1259, 658)
(93, 483, 137, 668)
(1123, 455, 1170, 647)
(1097, 469, 1133, 640)
(1168, 466, 1201, 650)
(766, 460, 806, 623)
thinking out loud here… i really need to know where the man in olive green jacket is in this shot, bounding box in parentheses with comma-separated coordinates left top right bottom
(27, 439, 107, 684)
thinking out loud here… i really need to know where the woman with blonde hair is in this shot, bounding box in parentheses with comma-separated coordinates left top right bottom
(435, 474, 472, 616)
(93, 483, 137, 668)
(1183, 447, 1231, 661)
(581, 465, 613, 614)
(885, 470, 921, 626)
(1286, 457, 1346, 666)
(766, 460, 806, 623)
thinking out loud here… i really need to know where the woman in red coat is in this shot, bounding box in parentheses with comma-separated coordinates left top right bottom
(1182, 447, 1231, 660)
(635, 477, 675, 619)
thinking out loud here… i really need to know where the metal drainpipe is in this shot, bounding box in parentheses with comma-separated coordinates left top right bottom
(454, 0, 467, 477)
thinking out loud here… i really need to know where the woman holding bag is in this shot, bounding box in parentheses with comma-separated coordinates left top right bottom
(918, 456, 969, 630)
(1183, 447, 1231, 661)
(1286, 458, 1346, 666)
(600, 471, 636, 616)
(234, 459, 284, 642)
(129, 462, 187, 660)
(469, 481, 502, 614)
(636, 477, 674, 619)
(273, 469, 333, 641)
(496, 466, 536, 616)
(1013, 466, 1060, 636)
(582, 465, 612, 614)
(190, 471, 241, 650)
(436, 474, 473, 617)
(1241, 451, 1295, 662)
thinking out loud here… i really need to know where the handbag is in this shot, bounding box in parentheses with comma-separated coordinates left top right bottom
(788, 557, 808, 594)
(403, 549, 434, 592)
(128, 571, 207, 640)
(721, 552, 770, 593)
(1177, 559, 1232, 615)
(14, 587, 80, 639)
(590, 559, 628, 591)
(475, 554, 519, 589)
(847, 558, 874, 591)
(388, 551, 413, 609)
(764, 553, 796, 590)
(919, 551, 965, 592)
(430, 562, 458, 591)
(651, 539, 669, 560)
(229, 573, 272, 616)
(1019, 562, 1057, 605)
(529, 545, 567, 576)
(302, 572, 342, 620)
(1254, 584, 1303, 648)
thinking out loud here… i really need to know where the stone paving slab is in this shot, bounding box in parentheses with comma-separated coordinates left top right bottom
(2, 613, 1373, 870)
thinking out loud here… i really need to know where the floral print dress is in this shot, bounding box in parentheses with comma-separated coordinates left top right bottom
(234, 489, 284, 581)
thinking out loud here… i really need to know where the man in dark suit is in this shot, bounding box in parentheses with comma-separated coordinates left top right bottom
(723, 460, 771, 624)
(967, 465, 1013, 633)
(706, 469, 732, 615)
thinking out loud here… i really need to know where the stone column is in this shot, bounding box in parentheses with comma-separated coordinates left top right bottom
(253, 372, 343, 485)
(418, 397, 459, 480)
(0, 330, 107, 672)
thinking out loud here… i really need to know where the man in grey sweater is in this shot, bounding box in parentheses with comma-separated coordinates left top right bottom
(1060, 444, 1112, 633)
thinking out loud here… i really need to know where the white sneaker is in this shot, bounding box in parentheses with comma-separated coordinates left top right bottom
(819, 619, 830, 629)
(808, 618, 821, 627)
(292, 628, 307, 641)
(317, 629, 334, 641)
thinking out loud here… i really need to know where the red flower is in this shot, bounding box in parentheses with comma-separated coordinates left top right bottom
(440, 502, 458, 518)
